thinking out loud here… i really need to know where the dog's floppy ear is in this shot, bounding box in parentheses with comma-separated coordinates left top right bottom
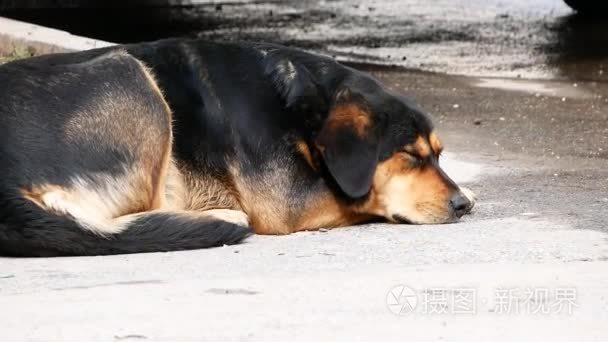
(262, 52, 321, 108)
(315, 88, 379, 198)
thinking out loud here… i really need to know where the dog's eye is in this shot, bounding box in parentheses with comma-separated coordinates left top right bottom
(409, 155, 424, 167)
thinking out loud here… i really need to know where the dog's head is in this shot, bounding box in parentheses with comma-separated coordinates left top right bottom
(263, 48, 474, 224)
(314, 72, 473, 224)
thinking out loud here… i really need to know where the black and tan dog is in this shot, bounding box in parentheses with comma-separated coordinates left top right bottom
(0, 39, 474, 256)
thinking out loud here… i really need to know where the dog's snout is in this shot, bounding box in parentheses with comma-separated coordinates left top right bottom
(450, 192, 471, 218)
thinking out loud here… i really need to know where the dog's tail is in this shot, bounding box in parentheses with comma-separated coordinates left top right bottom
(0, 197, 252, 257)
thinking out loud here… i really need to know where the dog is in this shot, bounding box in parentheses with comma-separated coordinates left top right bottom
(0, 39, 474, 256)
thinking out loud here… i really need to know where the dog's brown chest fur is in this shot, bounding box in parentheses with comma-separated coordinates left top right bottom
(164, 164, 242, 212)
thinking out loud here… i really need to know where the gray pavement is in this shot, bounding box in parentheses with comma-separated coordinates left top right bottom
(2, 1, 608, 341)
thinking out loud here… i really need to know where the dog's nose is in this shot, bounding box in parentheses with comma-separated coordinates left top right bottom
(450, 192, 472, 218)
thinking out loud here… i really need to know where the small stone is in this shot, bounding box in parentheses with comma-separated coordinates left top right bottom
(233, 250, 240, 254)
(561, 97, 566, 102)
(499, 117, 505, 121)
(473, 119, 482, 125)
(452, 104, 460, 109)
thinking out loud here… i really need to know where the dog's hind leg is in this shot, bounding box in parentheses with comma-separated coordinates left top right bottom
(9, 154, 252, 256)
(0, 52, 252, 256)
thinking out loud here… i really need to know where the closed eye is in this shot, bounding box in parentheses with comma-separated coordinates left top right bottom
(401, 151, 424, 167)
(410, 156, 424, 167)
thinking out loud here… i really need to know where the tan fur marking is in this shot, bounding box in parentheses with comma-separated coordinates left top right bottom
(22, 185, 64, 209)
(229, 160, 295, 235)
(120, 55, 173, 212)
(161, 162, 188, 210)
(292, 192, 374, 232)
(200, 209, 249, 226)
(182, 172, 241, 212)
(161, 161, 241, 213)
(325, 103, 371, 138)
(295, 140, 316, 170)
(358, 152, 454, 224)
(149, 135, 172, 210)
(412, 136, 432, 158)
(131, 56, 174, 211)
(20, 168, 157, 235)
(429, 131, 443, 155)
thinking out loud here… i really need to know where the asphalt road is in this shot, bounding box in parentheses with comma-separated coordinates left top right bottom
(4, 0, 608, 81)
(363, 64, 608, 232)
(1, 1, 608, 341)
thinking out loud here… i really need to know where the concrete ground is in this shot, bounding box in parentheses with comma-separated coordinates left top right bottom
(1, 1, 608, 341)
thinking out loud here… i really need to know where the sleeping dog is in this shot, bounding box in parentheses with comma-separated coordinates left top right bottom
(0, 39, 474, 256)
